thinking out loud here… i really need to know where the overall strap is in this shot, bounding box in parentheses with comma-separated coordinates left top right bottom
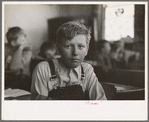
(48, 60, 85, 81)
(48, 60, 57, 80)
(81, 65, 85, 81)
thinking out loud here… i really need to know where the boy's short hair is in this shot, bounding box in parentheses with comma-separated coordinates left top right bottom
(56, 21, 91, 47)
(40, 41, 56, 56)
(6, 26, 25, 44)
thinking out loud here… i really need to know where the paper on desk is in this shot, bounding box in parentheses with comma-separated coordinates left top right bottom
(5, 88, 31, 98)
(114, 86, 126, 91)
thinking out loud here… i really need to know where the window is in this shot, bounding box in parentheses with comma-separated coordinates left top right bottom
(104, 4, 134, 41)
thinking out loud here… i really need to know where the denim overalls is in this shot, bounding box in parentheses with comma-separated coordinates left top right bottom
(47, 60, 89, 100)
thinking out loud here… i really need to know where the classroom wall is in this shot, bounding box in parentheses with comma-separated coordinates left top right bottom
(4, 4, 93, 56)
(58, 5, 92, 17)
(4, 5, 59, 56)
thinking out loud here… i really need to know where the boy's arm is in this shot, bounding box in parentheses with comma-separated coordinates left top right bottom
(9, 44, 31, 72)
(97, 55, 111, 73)
(9, 45, 24, 71)
(30, 62, 51, 97)
(85, 64, 107, 100)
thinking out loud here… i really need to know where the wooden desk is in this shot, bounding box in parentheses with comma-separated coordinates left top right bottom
(4, 88, 54, 100)
(5, 83, 145, 100)
(5, 94, 49, 100)
(103, 82, 144, 93)
(102, 82, 145, 100)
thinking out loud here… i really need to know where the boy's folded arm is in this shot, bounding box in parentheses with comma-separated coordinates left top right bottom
(31, 62, 51, 97)
(9, 46, 23, 70)
(85, 64, 107, 100)
(9, 44, 32, 71)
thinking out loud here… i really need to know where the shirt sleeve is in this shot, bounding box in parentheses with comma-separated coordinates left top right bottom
(85, 64, 107, 100)
(30, 61, 51, 96)
(5, 45, 11, 70)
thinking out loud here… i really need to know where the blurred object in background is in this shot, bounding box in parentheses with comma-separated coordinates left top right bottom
(36, 41, 58, 61)
(93, 40, 111, 81)
(30, 41, 61, 76)
(95, 40, 111, 73)
(110, 40, 141, 69)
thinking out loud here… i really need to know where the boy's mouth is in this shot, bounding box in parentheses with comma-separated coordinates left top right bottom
(71, 58, 79, 62)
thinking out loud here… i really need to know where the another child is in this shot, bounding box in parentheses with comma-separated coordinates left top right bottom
(30, 41, 60, 75)
(5, 26, 32, 75)
(31, 21, 107, 100)
(38, 41, 58, 61)
(5, 27, 32, 91)
(95, 40, 112, 73)
(110, 41, 140, 69)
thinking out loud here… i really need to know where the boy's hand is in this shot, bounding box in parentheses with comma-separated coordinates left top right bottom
(19, 43, 32, 50)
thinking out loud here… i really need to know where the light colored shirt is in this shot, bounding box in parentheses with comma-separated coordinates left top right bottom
(31, 58, 107, 100)
(5, 43, 32, 76)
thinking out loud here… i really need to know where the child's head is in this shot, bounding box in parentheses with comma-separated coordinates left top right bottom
(6, 27, 27, 47)
(96, 40, 111, 54)
(114, 40, 124, 50)
(39, 41, 57, 60)
(56, 21, 91, 68)
(110, 42, 123, 61)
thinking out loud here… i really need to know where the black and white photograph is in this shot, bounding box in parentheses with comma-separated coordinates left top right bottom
(2, 1, 148, 121)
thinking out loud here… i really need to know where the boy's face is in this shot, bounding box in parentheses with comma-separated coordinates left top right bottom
(13, 34, 27, 47)
(58, 34, 88, 68)
(44, 49, 57, 60)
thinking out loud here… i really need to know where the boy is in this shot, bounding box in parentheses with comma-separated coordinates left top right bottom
(95, 40, 112, 73)
(31, 21, 107, 100)
(38, 41, 59, 60)
(5, 27, 33, 91)
(5, 26, 32, 74)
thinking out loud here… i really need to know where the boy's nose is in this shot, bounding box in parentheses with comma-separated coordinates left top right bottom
(72, 47, 79, 56)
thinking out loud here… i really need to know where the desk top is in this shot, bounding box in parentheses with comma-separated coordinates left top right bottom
(5, 83, 145, 100)
(5, 94, 49, 100)
(5, 88, 49, 100)
(103, 82, 144, 93)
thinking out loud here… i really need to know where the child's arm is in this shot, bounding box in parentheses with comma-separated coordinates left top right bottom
(30, 61, 51, 96)
(9, 46, 23, 71)
(9, 44, 30, 72)
(85, 64, 107, 100)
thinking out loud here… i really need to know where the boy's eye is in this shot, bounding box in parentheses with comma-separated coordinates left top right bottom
(65, 45, 71, 48)
(78, 45, 85, 49)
